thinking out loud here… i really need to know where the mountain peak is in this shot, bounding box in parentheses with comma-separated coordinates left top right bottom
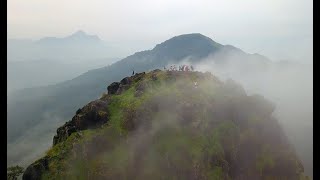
(162, 33, 218, 44)
(68, 30, 100, 41)
(37, 30, 101, 44)
(172, 33, 212, 39)
(70, 30, 88, 37)
(151, 33, 223, 61)
(154, 33, 223, 50)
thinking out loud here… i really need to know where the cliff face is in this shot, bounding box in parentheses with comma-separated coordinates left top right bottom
(23, 70, 309, 180)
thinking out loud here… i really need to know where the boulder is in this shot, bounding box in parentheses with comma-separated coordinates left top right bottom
(120, 77, 132, 85)
(117, 84, 130, 94)
(107, 82, 120, 95)
(22, 158, 49, 180)
(132, 72, 146, 81)
(53, 100, 109, 145)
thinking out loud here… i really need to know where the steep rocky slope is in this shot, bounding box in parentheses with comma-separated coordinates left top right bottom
(23, 70, 309, 180)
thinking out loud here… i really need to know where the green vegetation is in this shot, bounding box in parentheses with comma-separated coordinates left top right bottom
(23, 70, 308, 179)
(7, 165, 24, 180)
(256, 146, 275, 176)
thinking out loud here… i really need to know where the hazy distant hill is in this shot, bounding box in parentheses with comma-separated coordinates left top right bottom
(7, 30, 125, 61)
(7, 30, 123, 92)
(36, 30, 100, 45)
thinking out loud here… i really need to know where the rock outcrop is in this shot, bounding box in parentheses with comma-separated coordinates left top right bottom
(22, 158, 49, 180)
(52, 99, 109, 145)
(107, 82, 120, 95)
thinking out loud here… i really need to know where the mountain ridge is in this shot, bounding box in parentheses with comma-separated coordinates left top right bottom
(8, 33, 276, 169)
(7, 30, 123, 61)
(8, 33, 271, 142)
(36, 30, 101, 45)
(22, 69, 309, 180)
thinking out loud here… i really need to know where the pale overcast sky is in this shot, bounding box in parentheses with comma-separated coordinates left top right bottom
(8, 0, 312, 63)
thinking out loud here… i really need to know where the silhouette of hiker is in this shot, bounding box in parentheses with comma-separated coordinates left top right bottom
(132, 70, 135, 75)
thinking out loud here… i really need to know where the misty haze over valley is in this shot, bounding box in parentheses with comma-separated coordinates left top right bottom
(7, 31, 123, 92)
(7, 0, 312, 179)
(7, 32, 313, 178)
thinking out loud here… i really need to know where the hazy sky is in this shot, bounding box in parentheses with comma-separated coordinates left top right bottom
(8, 0, 312, 63)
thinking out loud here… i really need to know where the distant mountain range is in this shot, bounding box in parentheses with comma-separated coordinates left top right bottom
(36, 30, 100, 45)
(7, 30, 123, 92)
(7, 33, 312, 177)
(7, 30, 125, 61)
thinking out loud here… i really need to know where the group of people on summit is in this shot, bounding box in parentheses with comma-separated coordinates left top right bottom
(165, 65, 194, 72)
(164, 65, 198, 89)
(132, 64, 197, 88)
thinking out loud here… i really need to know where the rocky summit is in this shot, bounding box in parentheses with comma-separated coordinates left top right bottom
(23, 69, 309, 180)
